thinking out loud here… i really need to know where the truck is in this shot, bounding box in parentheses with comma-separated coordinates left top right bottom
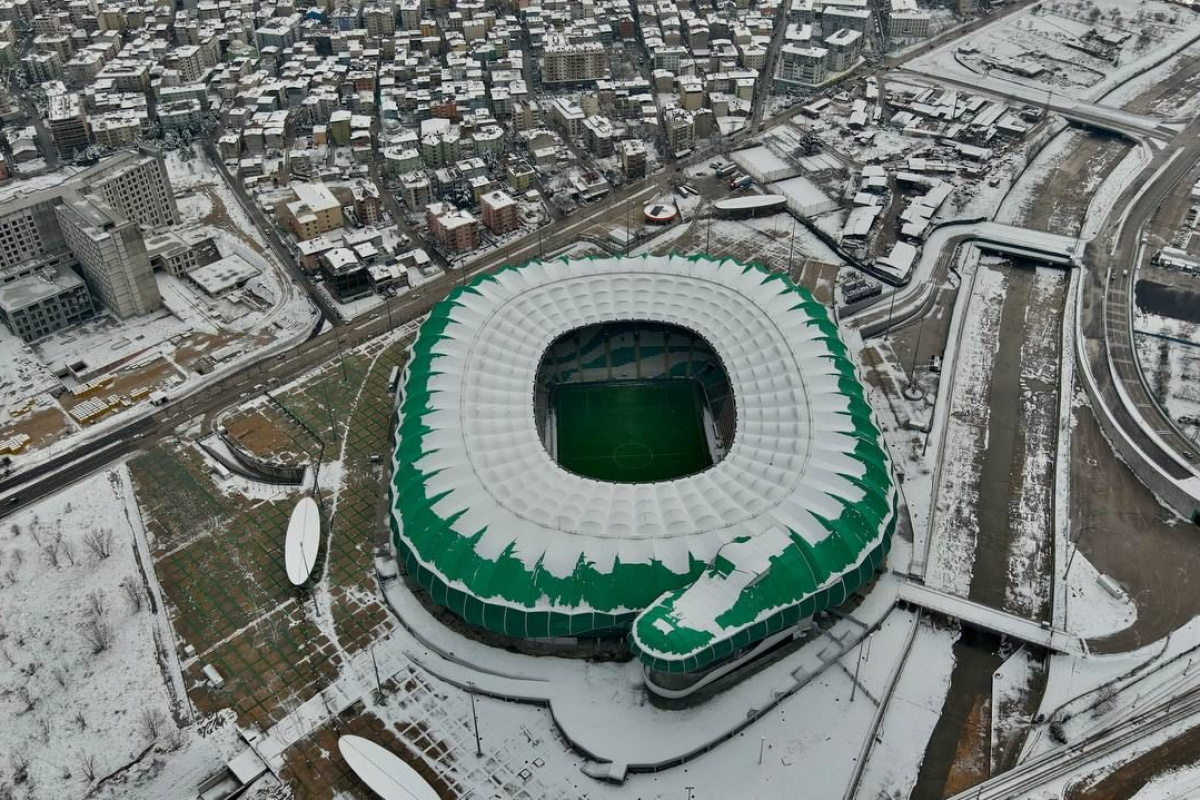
(149, 390, 170, 406)
(730, 175, 753, 191)
(715, 163, 739, 178)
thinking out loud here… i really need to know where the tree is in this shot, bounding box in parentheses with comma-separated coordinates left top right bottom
(76, 751, 97, 783)
(81, 617, 112, 654)
(121, 577, 144, 613)
(140, 707, 167, 740)
(9, 752, 29, 785)
(86, 589, 106, 619)
(83, 529, 114, 560)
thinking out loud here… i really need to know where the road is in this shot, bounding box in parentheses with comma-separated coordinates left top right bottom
(0, 166, 678, 516)
(947, 677, 1200, 799)
(201, 139, 340, 324)
(896, 70, 1178, 142)
(1081, 118, 1200, 483)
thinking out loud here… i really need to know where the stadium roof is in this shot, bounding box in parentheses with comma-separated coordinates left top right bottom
(391, 254, 896, 674)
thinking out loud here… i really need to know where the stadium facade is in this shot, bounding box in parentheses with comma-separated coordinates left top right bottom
(390, 254, 897, 695)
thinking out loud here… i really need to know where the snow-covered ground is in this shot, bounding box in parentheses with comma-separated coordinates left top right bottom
(163, 147, 317, 344)
(1134, 314, 1200, 446)
(926, 264, 1006, 596)
(1132, 762, 1200, 799)
(0, 468, 182, 798)
(1005, 267, 1065, 620)
(908, 0, 1199, 98)
(854, 621, 959, 800)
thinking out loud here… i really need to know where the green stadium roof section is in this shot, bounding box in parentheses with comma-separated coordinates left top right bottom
(390, 254, 897, 675)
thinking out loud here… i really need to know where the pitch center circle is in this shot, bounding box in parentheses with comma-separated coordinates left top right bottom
(613, 441, 654, 469)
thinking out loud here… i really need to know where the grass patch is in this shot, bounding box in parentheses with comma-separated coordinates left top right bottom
(554, 379, 711, 483)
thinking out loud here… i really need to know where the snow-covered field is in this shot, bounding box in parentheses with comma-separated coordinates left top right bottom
(926, 264, 1007, 595)
(0, 469, 181, 799)
(1134, 313, 1200, 446)
(163, 147, 317, 344)
(854, 621, 959, 800)
(1005, 267, 1066, 620)
(908, 0, 1199, 97)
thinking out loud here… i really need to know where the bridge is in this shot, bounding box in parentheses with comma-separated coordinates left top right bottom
(898, 581, 1082, 654)
(897, 70, 1178, 142)
(846, 220, 1080, 336)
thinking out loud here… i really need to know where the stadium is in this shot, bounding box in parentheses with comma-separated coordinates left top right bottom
(390, 253, 897, 695)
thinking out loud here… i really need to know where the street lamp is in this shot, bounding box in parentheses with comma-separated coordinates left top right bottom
(468, 681, 482, 757)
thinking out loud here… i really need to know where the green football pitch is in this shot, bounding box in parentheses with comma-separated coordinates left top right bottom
(554, 380, 713, 483)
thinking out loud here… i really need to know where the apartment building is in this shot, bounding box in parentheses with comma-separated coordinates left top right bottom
(480, 189, 519, 235)
(664, 108, 695, 156)
(888, 8, 931, 39)
(286, 183, 344, 241)
(777, 44, 828, 87)
(825, 29, 863, 73)
(0, 263, 93, 341)
(47, 91, 90, 160)
(0, 148, 180, 322)
(618, 139, 647, 180)
(542, 37, 607, 84)
(426, 202, 478, 252)
(55, 194, 161, 318)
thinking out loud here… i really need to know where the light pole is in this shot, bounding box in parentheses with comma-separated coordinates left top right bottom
(469, 681, 482, 756)
(850, 640, 867, 702)
(334, 327, 349, 384)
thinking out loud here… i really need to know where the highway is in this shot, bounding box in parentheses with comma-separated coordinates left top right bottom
(895, 70, 1179, 143)
(1080, 117, 1200, 482)
(0, 164, 680, 516)
(845, 221, 1079, 337)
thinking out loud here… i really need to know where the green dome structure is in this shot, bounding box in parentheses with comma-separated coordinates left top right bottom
(390, 254, 896, 686)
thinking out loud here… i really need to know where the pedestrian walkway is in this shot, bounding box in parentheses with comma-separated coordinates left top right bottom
(898, 581, 1081, 654)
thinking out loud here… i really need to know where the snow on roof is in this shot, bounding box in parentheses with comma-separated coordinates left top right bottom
(713, 194, 787, 211)
(285, 496, 321, 586)
(392, 254, 896, 673)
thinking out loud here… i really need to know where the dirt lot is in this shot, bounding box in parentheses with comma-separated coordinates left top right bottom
(1065, 724, 1200, 799)
(1072, 400, 1200, 653)
(1016, 132, 1131, 239)
(0, 404, 71, 450)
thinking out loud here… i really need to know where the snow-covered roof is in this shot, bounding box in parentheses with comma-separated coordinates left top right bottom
(714, 194, 787, 211)
(391, 254, 896, 673)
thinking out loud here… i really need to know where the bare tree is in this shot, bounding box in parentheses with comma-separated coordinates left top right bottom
(86, 589, 106, 619)
(16, 686, 35, 714)
(139, 707, 167, 740)
(77, 751, 97, 783)
(35, 716, 50, 743)
(81, 617, 112, 654)
(121, 577, 144, 613)
(42, 542, 61, 569)
(73, 710, 87, 730)
(61, 540, 76, 567)
(9, 752, 29, 784)
(83, 529, 114, 561)
(11, 548, 22, 566)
